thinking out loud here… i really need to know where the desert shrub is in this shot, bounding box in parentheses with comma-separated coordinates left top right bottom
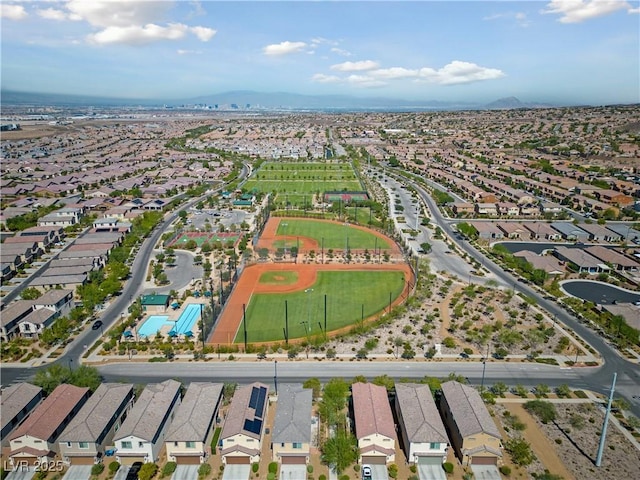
(524, 400, 556, 424)
(91, 464, 104, 476)
(268, 462, 278, 474)
(443, 462, 454, 473)
(108, 461, 120, 474)
(388, 463, 398, 478)
(252, 462, 259, 473)
(138, 463, 158, 480)
(500, 465, 512, 476)
(198, 463, 212, 478)
(307, 464, 313, 473)
(319, 475, 327, 480)
(162, 461, 176, 477)
(505, 438, 535, 466)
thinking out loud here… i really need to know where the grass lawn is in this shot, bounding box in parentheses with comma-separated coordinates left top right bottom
(236, 270, 406, 343)
(276, 219, 390, 250)
(258, 271, 299, 285)
(243, 161, 362, 207)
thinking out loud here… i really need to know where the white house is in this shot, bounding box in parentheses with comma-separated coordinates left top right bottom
(220, 382, 269, 465)
(165, 383, 223, 465)
(113, 380, 181, 465)
(395, 383, 449, 467)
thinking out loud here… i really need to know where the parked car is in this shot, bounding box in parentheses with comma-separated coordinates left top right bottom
(126, 462, 142, 480)
(362, 465, 372, 480)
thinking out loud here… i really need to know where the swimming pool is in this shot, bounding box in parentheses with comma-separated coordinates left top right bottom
(137, 304, 203, 337)
(138, 315, 170, 337)
(171, 303, 202, 335)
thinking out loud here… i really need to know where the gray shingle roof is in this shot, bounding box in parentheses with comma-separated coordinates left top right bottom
(440, 381, 501, 439)
(58, 383, 133, 443)
(114, 379, 180, 442)
(165, 383, 223, 442)
(1, 383, 42, 432)
(272, 384, 312, 444)
(395, 383, 448, 444)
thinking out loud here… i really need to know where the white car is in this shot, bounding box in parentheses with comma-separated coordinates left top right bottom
(362, 465, 372, 480)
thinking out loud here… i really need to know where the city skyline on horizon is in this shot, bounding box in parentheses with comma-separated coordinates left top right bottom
(1, 0, 639, 106)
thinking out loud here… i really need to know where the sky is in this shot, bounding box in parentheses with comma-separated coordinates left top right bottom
(1, 0, 639, 105)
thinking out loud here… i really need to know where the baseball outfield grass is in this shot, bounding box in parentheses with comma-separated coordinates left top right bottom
(275, 219, 390, 250)
(235, 270, 406, 343)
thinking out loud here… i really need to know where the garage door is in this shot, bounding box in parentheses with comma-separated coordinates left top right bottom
(281, 456, 306, 464)
(69, 456, 95, 465)
(119, 456, 145, 465)
(12, 456, 38, 466)
(226, 456, 250, 465)
(361, 455, 387, 465)
(471, 456, 497, 465)
(175, 456, 201, 465)
(417, 456, 441, 466)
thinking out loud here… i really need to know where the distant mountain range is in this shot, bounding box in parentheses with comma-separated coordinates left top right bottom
(1, 89, 559, 112)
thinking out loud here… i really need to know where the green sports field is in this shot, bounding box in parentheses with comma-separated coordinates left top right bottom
(236, 270, 406, 343)
(276, 219, 390, 250)
(243, 161, 362, 207)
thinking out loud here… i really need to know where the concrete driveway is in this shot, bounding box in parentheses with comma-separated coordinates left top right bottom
(221, 464, 251, 480)
(417, 463, 447, 480)
(5, 467, 35, 480)
(172, 465, 200, 480)
(62, 465, 94, 480)
(470, 465, 502, 480)
(279, 465, 307, 480)
(112, 465, 130, 480)
(370, 464, 389, 480)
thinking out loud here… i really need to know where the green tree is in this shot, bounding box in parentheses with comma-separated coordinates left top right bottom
(21, 287, 42, 300)
(505, 438, 535, 466)
(138, 463, 158, 480)
(524, 400, 556, 423)
(33, 364, 102, 395)
(320, 431, 358, 474)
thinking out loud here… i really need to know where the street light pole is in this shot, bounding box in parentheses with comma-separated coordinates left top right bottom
(274, 360, 278, 396)
(480, 344, 489, 393)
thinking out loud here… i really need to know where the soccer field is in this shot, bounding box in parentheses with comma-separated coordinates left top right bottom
(275, 219, 390, 250)
(236, 270, 406, 343)
(243, 161, 362, 207)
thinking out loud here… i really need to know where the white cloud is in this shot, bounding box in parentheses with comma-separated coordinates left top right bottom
(330, 60, 379, 72)
(541, 0, 632, 23)
(37, 8, 69, 21)
(177, 49, 201, 55)
(345, 75, 386, 88)
(263, 41, 307, 56)
(88, 23, 190, 46)
(66, 0, 170, 28)
(417, 61, 505, 85)
(311, 73, 341, 83)
(331, 47, 352, 57)
(369, 67, 418, 79)
(483, 11, 529, 27)
(190, 26, 216, 41)
(1, 4, 28, 20)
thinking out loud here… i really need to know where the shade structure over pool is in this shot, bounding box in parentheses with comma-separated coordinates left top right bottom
(123, 330, 134, 338)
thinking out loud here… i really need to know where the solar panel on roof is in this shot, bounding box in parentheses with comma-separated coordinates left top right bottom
(255, 387, 267, 418)
(243, 418, 263, 435)
(248, 386, 259, 409)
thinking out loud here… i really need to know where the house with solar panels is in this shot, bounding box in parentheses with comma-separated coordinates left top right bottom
(220, 382, 269, 465)
(271, 384, 313, 466)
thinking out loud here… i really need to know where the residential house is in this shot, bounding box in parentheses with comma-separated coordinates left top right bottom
(165, 383, 224, 465)
(553, 246, 605, 274)
(550, 222, 590, 242)
(59, 384, 135, 465)
(1, 383, 44, 446)
(351, 382, 396, 465)
(220, 382, 269, 465)
(577, 223, 621, 242)
(395, 383, 448, 466)
(585, 246, 640, 271)
(438, 381, 502, 466)
(513, 251, 565, 275)
(470, 222, 504, 241)
(496, 222, 528, 239)
(496, 202, 520, 217)
(523, 222, 562, 241)
(272, 384, 313, 465)
(37, 207, 83, 227)
(475, 203, 498, 216)
(113, 380, 181, 465)
(7, 384, 90, 466)
(452, 202, 474, 217)
(605, 224, 640, 243)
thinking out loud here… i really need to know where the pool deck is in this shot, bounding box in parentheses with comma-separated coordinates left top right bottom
(133, 299, 206, 340)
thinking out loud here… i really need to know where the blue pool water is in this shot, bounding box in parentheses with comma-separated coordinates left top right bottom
(138, 315, 169, 337)
(137, 304, 202, 337)
(172, 303, 202, 334)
